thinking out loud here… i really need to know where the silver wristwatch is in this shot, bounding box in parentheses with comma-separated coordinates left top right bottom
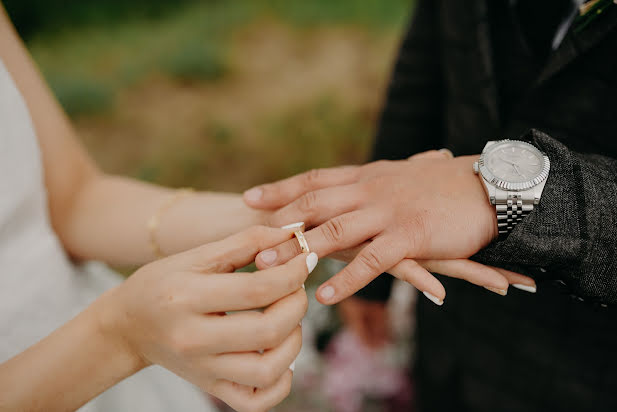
(473, 140, 550, 236)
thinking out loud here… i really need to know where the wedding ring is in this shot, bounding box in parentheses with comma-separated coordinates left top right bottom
(294, 231, 310, 253)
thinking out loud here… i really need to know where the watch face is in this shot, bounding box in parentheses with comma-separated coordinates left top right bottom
(479, 140, 550, 191)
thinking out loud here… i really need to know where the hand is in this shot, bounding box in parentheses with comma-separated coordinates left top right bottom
(99, 226, 316, 412)
(338, 297, 389, 349)
(244, 151, 536, 305)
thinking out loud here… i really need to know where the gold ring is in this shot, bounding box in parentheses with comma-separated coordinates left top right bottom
(294, 231, 310, 253)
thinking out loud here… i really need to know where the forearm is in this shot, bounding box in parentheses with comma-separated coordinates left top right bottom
(0, 294, 142, 411)
(60, 174, 267, 266)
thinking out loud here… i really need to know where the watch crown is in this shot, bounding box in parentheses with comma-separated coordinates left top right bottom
(473, 161, 480, 174)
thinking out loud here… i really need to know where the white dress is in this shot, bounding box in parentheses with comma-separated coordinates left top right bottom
(0, 60, 217, 411)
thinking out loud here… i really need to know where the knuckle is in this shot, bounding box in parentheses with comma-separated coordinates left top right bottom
(257, 321, 282, 349)
(304, 168, 323, 186)
(406, 213, 430, 254)
(254, 362, 278, 388)
(246, 225, 269, 243)
(321, 218, 346, 244)
(297, 191, 318, 215)
(358, 247, 384, 273)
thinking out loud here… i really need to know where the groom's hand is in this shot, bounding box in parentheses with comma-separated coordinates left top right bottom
(244, 153, 500, 304)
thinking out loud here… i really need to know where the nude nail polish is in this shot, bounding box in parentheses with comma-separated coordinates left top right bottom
(513, 284, 536, 293)
(306, 252, 318, 274)
(423, 291, 444, 306)
(485, 286, 508, 296)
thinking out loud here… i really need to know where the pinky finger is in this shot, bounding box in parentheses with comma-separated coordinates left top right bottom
(491, 266, 537, 293)
(388, 259, 446, 305)
(418, 259, 510, 296)
(208, 370, 293, 412)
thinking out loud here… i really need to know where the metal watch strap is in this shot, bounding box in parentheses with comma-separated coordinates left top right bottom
(495, 192, 534, 235)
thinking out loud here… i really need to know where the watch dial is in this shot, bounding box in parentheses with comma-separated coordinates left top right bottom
(485, 142, 544, 183)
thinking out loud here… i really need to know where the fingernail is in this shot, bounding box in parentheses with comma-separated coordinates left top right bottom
(244, 187, 263, 203)
(485, 286, 508, 296)
(320, 285, 335, 300)
(513, 284, 536, 293)
(259, 249, 277, 266)
(289, 360, 296, 372)
(423, 291, 444, 306)
(281, 222, 305, 230)
(439, 148, 454, 158)
(306, 252, 318, 274)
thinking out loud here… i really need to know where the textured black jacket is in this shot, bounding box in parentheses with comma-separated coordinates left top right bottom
(359, 1, 617, 411)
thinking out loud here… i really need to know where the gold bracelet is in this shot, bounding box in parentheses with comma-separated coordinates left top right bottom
(147, 188, 194, 259)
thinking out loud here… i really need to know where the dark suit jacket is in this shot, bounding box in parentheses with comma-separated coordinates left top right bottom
(359, 1, 617, 411)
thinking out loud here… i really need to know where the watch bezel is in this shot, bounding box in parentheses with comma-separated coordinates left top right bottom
(478, 139, 550, 191)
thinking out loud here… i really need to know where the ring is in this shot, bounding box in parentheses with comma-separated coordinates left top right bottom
(294, 231, 310, 253)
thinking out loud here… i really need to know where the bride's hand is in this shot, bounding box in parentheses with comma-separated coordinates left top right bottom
(98, 226, 316, 412)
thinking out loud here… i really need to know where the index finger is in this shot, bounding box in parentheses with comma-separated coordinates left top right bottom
(189, 252, 318, 313)
(255, 210, 384, 270)
(243, 166, 360, 210)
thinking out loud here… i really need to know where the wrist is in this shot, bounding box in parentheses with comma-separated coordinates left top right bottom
(93, 287, 149, 375)
(461, 155, 499, 242)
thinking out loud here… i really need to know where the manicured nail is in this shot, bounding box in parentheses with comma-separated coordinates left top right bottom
(244, 187, 263, 203)
(281, 222, 305, 230)
(423, 291, 444, 306)
(320, 285, 335, 300)
(289, 360, 296, 372)
(485, 286, 508, 296)
(259, 250, 277, 266)
(513, 284, 536, 293)
(439, 148, 454, 158)
(306, 252, 318, 274)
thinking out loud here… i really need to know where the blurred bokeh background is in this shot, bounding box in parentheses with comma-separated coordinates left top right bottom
(4, 1, 417, 411)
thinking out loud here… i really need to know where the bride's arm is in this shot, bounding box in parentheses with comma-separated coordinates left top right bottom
(0, 6, 268, 265)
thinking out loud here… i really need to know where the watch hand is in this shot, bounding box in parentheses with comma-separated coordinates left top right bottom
(499, 156, 516, 166)
(512, 164, 524, 177)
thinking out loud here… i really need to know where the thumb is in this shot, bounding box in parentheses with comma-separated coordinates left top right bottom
(181, 225, 301, 273)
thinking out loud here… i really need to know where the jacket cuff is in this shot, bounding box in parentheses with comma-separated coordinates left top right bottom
(473, 129, 583, 283)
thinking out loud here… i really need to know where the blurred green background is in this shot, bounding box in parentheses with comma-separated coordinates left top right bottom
(4, 0, 414, 192)
(4, 2, 417, 410)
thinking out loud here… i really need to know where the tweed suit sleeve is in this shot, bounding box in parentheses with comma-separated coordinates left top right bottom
(474, 129, 617, 304)
(356, 0, 444, 301)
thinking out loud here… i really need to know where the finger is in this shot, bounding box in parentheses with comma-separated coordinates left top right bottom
(388, 259, 446, 304)
(176, 225, 299, 274)
(268, 183, 364, 228)
(243, 166, 360, 209)
(190, 252, 317, 313)
(418, 259, 509, 295)
(204, 288, 308, 353)
(407, 149, 453, 161)
(208, 326, 301, 388)
(209, 369, 294, 412)
(317, 234, 408, 305)
(491, 266, 537, 293)
(256, 209, 384, 269)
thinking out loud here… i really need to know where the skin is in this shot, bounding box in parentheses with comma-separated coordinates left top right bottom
(244, 151, 536, 306)
(0, 6, 308, 411)
(0, 226, 312, 412)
